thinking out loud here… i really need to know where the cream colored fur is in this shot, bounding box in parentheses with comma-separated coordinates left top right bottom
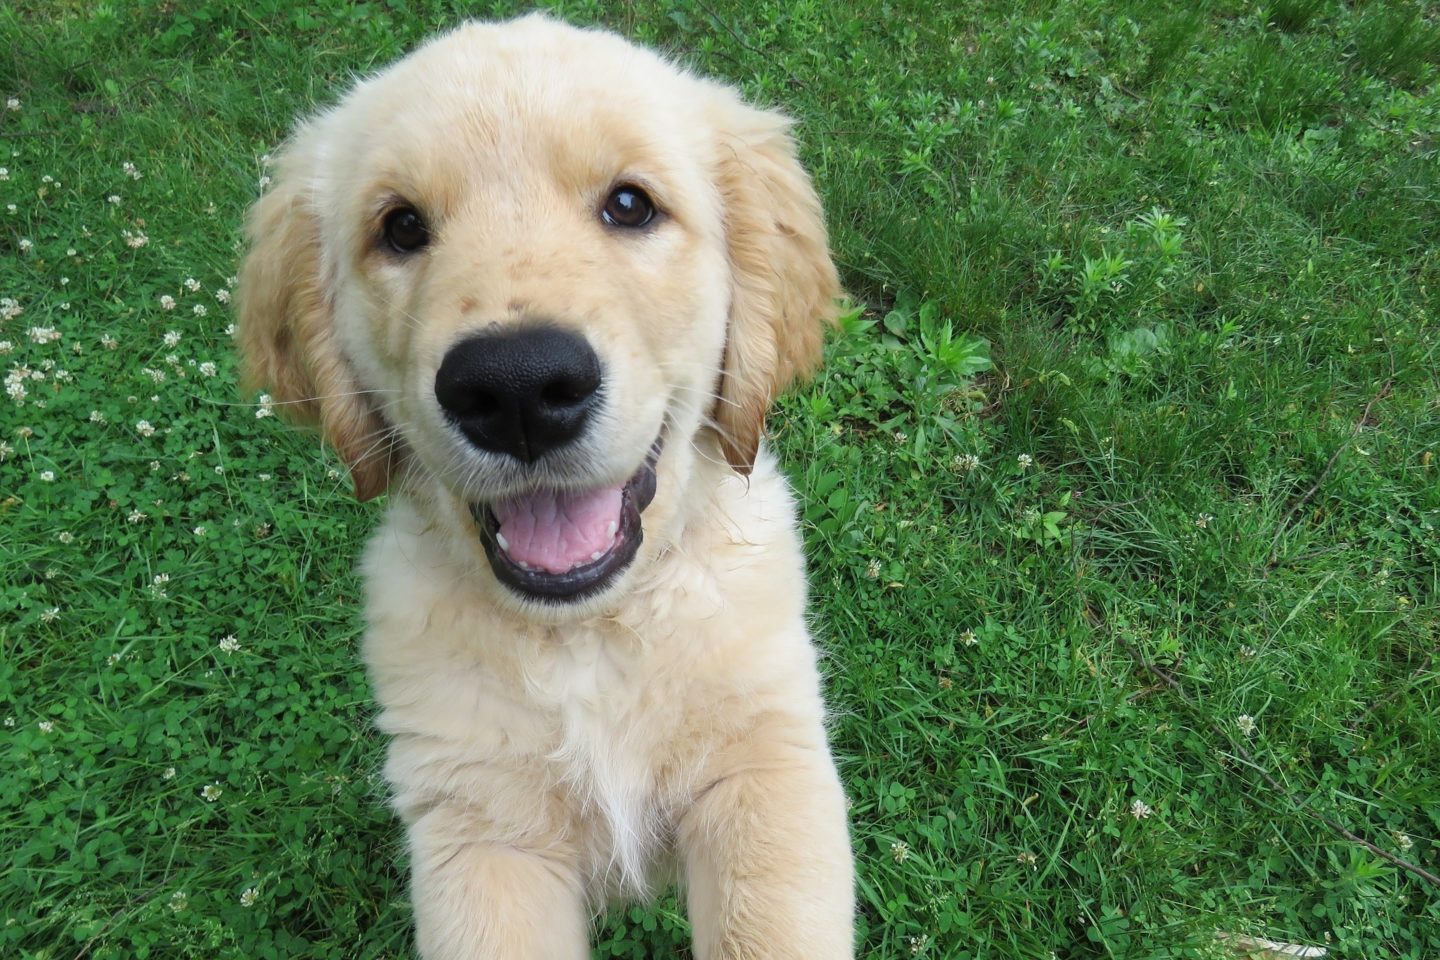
(237, 14, 853, 959)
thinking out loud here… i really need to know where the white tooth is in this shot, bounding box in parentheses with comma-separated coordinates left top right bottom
(607, 520, 618, 539)
(495, 532, 510, 552)
(590, 551, 604, 562)
(516, 560, 531, 571)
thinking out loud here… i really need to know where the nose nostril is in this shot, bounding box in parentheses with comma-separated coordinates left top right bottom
(452, 392, 498, 419)
(436, 383, 499, 420)
(540, 377, 593, 407)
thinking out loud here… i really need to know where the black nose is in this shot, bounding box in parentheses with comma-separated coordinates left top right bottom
(434, 326, 602, 463)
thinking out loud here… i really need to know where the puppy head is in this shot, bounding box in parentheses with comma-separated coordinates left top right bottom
(237, 15, 839, 613)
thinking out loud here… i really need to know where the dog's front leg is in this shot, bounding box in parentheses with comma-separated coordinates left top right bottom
(679, 741, 855, 959)
(406, 805, 588, 960)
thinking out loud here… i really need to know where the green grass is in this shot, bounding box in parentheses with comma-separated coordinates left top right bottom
(2, 0, 1438, 957)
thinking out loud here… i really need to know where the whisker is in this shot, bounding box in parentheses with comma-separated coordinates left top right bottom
(370, 288, 429, 333)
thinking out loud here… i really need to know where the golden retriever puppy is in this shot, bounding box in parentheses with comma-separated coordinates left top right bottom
(237, 14, 852, 959)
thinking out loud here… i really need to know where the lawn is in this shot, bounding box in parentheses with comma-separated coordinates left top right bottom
(2, 1, 1438, 957)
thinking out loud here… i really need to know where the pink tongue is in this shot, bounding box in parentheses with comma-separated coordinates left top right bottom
(491, 484, 623, 574)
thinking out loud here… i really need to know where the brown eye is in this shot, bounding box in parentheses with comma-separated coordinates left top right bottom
(383, 205, 429, 253)
(601, 186, 656, 229)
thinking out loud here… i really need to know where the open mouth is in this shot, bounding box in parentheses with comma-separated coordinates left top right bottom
(469, 441, 661, 603)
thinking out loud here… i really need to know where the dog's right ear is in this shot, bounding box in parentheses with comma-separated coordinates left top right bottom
(236, 143, 396, 501)
(706, 95, 841, 475)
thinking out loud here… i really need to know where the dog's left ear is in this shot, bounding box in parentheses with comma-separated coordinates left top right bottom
(709, 96, 841, 474)
(236, 138, 398, 501)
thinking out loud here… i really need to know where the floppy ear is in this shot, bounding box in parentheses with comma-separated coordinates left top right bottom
(235, 145, 397, 501)
(710, 100, 841, 474)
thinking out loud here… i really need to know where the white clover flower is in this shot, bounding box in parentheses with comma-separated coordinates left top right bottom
(226, 275, 239, 287)
(218, 635, 240, 653)
(258, 175, 272, 190)
(0, 440, 12, 460)
(183, 277, 201, 292)
(959, 629, 978, 647)
(17, 238, 32, 252)
(0, 297, 20, 320)
(890, 840, 910, 863)
(951, 453, 980, 473)
(201, 783, 223, 802)
(38, 720, 54, 733)
(255, 393, 274, 418)
(40, 606, 60, 622)
(1017, 453, 1034, 470)
(1396, 832, 1414, 852)
(39, 470, 55, 482)
(1194, 513, 1214, 529)
(1129, 799, 1153, 820)
(240, 888, 259, 907)
(127, 509, 147, 524)
(0, 167, 7, 181)
(224, 323, 236, 337)
(142, 367, 165, 384)
(122, 229, 149, 249)
(27, 326, 60, 344)
(865, 558, 881, 580)
(0, 342, 10, 356)
(66, 247, 76, 257)
(192, 304, 208, 317)
(215, 288, 231, 304)
(159, 294, 176, 311)
(162, 766, 176, 780)
(107, 195, 121, 205)
(1236, 714, 1257, 738)
(89, 410, 106, 424)
(100, 334, 118, 350)
(135, 420, 155, 437)
(169, 891, 187, 913)
(908, 934, 929, 954)
(198, 361, 217, 378)
(193, 526, 207, 538)
(162, 330, 181, 348)
(57, 531, 75, 543)
(1017, 850, 1038, 869)
(3, 716, 14, 727)
(123, 161, 142, 180)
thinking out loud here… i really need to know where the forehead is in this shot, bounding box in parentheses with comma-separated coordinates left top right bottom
(319, 18, 713, 205)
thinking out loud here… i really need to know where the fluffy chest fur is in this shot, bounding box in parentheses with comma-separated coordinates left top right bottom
(360, 454, 827, 897)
